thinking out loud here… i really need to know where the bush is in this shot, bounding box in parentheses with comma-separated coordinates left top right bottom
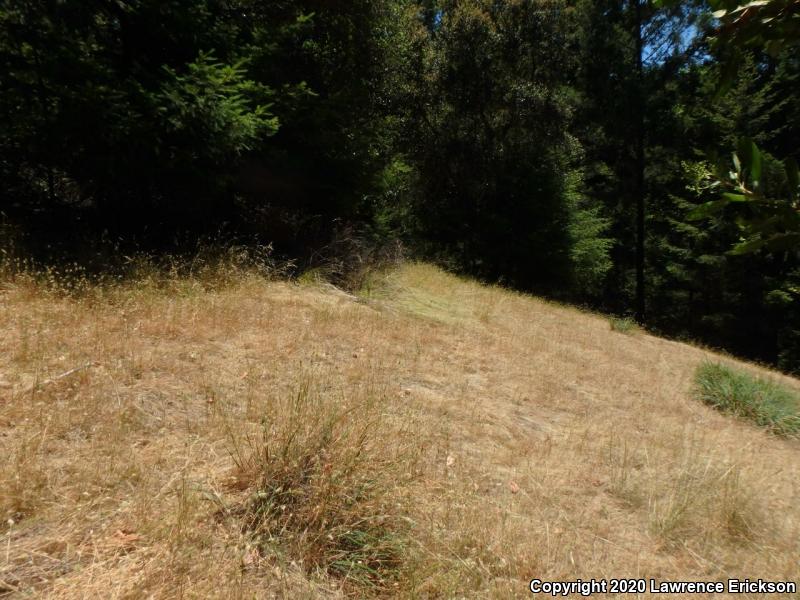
(301, 227, 404, 292)
(693, 362, 800, 437)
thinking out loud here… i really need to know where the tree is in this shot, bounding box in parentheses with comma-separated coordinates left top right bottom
(0, 1, 283, 230)
(0, 0, 403, 245)
(396, 0, 611, 295)
(574, 0, 702, 320)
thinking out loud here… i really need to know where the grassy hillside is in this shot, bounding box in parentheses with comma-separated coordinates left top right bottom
(1, 262, 798, 598)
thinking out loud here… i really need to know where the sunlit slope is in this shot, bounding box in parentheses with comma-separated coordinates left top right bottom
(1, 263, 798, 598)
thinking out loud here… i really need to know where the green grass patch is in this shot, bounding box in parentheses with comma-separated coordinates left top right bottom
(693, 362, 800, 437)
(610, 316, 639, 334)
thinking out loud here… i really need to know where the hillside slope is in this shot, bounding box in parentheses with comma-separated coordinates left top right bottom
(1, 263, 798, 598)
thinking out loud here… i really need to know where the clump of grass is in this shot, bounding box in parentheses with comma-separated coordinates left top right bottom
(649, 457, 760, 546)
(296, 267, 326, 286)
(693, 362, 800, 437)
(228, 380, 419, 594)
(610, 316, 639, 334)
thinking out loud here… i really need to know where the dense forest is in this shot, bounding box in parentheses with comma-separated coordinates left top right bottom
(1, 0, 798, 372)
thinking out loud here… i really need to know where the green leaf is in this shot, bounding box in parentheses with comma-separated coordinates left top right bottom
(728, 0, 769, 13)
(722, 192, 747, 202)
(735, 137, 762, 188)
(688, 199, 728, 221)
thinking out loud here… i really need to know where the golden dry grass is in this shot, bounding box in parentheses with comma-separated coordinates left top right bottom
(1, 262, 799, 598)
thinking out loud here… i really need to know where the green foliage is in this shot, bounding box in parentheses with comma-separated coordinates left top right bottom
(693, 362, 800, 436)
(711, 0, 800, 59)
(610, 316, 640, 334)
(572, 0, 701, 318)
(157, 53, 279, 161)
(678, 0, 800, 253)
(0, 0, 285, 223)
(577, 0, 800, 372)
(397, 0, 611, 296)
(654, 0, 800, 86)
(0, 0, 397, 232)
(565, 170, 614, 294)
(687, 137, 800, 254)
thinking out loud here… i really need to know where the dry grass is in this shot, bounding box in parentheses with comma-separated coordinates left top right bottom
(1, 260, 799, 598)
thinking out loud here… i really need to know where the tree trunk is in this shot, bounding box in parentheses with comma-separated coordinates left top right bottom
(634, 0, 646, 324)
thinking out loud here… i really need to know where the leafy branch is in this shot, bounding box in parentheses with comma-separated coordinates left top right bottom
(688, 138, 799, 254)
